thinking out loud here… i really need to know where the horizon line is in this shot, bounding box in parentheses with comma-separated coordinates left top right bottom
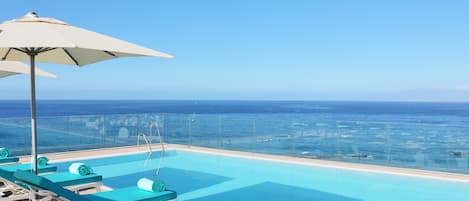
(1, 99, 469, 104)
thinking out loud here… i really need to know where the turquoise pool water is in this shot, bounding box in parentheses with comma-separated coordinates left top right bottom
(54, 150, 469, 201)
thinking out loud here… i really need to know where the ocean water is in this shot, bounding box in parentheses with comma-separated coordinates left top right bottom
(1, 100, 469, 174)
(3, 100, 469, 120)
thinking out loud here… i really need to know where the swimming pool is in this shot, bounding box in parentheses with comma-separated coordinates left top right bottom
(54, 149, 469, 201)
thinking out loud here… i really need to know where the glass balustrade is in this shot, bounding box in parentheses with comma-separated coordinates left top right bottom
(0, 113, 468, 174)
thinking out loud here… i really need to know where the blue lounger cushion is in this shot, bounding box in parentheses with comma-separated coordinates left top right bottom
(0, 163, 57, 183)
(42, 172, 102, 187)
(13, 170, 177, 201)
(0, 163, 57, 176)
(0, 163, 57, 173)
(0, 156, 19, 164)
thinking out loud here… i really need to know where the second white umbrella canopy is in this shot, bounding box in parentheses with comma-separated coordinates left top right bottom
(0, 61, 56, 78)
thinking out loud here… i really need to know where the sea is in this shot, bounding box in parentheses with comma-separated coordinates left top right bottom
(1, 100, 469, 174)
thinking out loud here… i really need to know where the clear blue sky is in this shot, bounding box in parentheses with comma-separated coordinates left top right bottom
(1, 0, 469, 101)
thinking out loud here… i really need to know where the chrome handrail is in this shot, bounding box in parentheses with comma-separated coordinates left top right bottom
(137, 132, 153, 167)
(137, 121, 165, 176)
(151, 122, 165, 176)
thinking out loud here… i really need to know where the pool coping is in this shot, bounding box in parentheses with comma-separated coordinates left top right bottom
(19, 144, 469, 183)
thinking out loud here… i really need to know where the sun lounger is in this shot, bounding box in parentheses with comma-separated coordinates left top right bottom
(0, 163, 57, 183)
(0, 164, 103, 201)
(0, 163, 57, 201)
(42, 172, 102, 192)
(13, 170, 177, 201)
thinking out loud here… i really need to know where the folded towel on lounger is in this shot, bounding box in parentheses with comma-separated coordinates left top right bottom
(69, 163, 93, 176)
(137, 178, 166, 192)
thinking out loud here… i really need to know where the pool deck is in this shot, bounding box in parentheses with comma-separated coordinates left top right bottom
(19, 144, 469, 184)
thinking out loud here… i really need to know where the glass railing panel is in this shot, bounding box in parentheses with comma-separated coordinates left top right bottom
(333, 121, 389, 166)
(388, 122, 424, 169)
(1, 113, 469, 175)
(65, 115, 108, 149)
(37, 115, 108, 152)
(0, 117, 29, 155)
(446, 125, 469, 174)
(134, 113, 164, 144)
(37, 116, 75, 153)
(287, 114, 326, 157)
(186, 114, 221, 148)
(418, 124, 450, 172)
(249, 114, 296, 155)
(107, 113, 148, 145)
(161, 113, 191, 145)
(293, 119, 339, 159)
(219, 114, 257, 152)
(387, 122, 450, 172)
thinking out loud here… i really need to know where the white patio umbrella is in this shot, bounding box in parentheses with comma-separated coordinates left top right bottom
(0, 61, 56, 78)
(0, 12, 173, 174)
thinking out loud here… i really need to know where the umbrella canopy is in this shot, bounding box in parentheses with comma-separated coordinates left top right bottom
(0, 61, 56, 78)
(0, 12, 173, 174)
(0, 12, 173, 65)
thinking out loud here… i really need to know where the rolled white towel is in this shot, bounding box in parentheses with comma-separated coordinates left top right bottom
(69, 163, 93, 176)
(137, 178, 166, 192)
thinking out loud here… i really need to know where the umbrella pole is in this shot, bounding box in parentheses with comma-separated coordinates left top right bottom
(29, 53, 38, 175)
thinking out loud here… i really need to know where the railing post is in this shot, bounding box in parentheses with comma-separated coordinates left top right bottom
(445, 128, 450, 173)
(189, 114, 193, 147)
(24, 118, 28, 152)
(386, 124, 391, 164)
(251, 118, 256, 152)
(66, 115, 70, 151)
(218, 115, 222, 148)
(335, 121, 340, 158)
(102, 115, 106, 146)
(291, 120, 296, 156)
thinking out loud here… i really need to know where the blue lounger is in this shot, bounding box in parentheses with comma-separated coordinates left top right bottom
(1, 168, 102, 201)
(0, 163, 57, 192)
(0, 163, 57, 182)
(43, 172, 102, 187)
(0, 165, 102, 189)
(0, 163, 57, 173)
(13, 170, 177, 201)
(0, 157, 19, 165)
(0, 163, 58, 200)
(42, 172, 103, 191)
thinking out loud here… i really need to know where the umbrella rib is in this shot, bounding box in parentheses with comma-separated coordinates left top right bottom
(12, 48, 28, 54)
(62, 48, 79, 66)
(103, 51, 116, 57)
(1, 48, 12, 60)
